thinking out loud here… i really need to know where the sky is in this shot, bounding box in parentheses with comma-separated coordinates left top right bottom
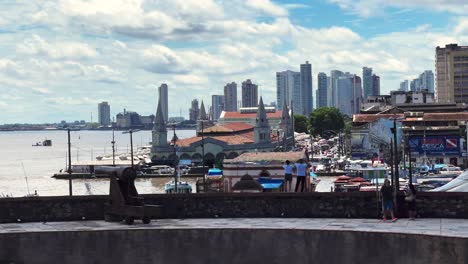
(1, 0, 468, 124)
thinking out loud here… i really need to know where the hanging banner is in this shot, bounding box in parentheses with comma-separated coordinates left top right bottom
(408, 136, 460, 155)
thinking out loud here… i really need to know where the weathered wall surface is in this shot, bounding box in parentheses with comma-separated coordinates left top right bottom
(1, 192, 468, 223)
(0, 228, 467, 264)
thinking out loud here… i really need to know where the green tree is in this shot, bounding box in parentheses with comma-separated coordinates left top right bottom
(309, 107, 345, 136)
(294, 114, 308, 133)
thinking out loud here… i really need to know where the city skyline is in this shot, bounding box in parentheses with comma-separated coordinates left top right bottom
(1, 1, 468, 123)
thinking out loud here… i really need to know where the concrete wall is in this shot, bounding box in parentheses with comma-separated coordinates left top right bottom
(0, 228, 467, 264)
(1, 192, 468, 223)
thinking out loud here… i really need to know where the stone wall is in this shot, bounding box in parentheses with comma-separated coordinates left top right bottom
(1, 228, 467, 264)
(1, 192, 468, 223)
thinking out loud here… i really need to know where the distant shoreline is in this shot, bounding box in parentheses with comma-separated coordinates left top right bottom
(0, 127, 196, 132)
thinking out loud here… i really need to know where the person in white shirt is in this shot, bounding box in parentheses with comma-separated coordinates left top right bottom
(283, 160, 293, 192)
(294, 159, 309, 192)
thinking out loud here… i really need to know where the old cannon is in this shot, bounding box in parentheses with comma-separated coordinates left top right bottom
(98, 166, 161, 225)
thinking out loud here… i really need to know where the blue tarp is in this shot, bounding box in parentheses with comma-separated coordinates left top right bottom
(207, 168, 222, 176)
(257, 178, 284, 189)
(310, 172, 318, 178)
(261, 183, 283, 189)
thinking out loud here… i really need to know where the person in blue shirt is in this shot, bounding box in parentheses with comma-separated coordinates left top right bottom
(283, 160, 293, 192)
(294, 159, 309, 192)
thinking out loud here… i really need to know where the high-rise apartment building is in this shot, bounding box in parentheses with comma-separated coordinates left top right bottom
(329, 70, 344, 107)
(372, 74, 380, 96)
(336, 74, 361, 117)
(399, 80, 409, 91)
(436, 44, 468, 103)
(317, 72, 328, 108)
(420, 70, 434, 93)
(98, 101, 111, 126)
(211, 95, 225, 121)
(223, 82, 237, 112)
(408, 70, 434, 93)
(158, 83, 168, 123)
(276, 70, 301, 113)
(362, 67, 373, 99)
(241, 79, 258, 108)
(189, 99, 199, 121)
(300, 61, 313, 115)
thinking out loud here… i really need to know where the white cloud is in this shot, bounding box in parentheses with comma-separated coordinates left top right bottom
(328, 0, 468, 17)
(17, 35, 97, 59)
(32, 87, 51, 95)
(1, 0, 468, 123)
(245, 0, 288, 17)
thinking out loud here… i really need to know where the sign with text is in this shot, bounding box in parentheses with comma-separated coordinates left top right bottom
(408, 136, 461, 155)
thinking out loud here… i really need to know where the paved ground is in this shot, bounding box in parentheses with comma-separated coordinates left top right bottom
(1, 218, 468, 238)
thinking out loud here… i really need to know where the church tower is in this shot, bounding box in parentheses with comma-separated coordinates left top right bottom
(254, 96, 271, 144)
(152, 99, 167, 147)
(197, 100, 210, 134)
(280, 97, 291, 138)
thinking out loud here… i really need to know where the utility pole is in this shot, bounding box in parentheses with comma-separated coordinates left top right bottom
(111, 129, 115, 166)
(393, 117, 400, 191)
(173, 125, 178, 193)
(67, 128, 72, 196)
(201, 121, 206, 190)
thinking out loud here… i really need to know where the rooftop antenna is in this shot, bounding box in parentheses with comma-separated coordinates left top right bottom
(21, 162, 31, 196)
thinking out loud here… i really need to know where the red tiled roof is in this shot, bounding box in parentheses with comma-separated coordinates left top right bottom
(213, 135, 254, 145)
(353, 114, 404, 123)
(222, 122, 254, 131)
(355, 112, 468, 123)
(225, 151, 306, 163)
(203, 122, 254, 133)
(417, 112, 468, 121)
(223, 111, 282, 119)
(176, 136, 202, 147)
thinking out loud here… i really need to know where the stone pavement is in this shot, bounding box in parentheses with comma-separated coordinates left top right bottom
(1, 218, 468, 238)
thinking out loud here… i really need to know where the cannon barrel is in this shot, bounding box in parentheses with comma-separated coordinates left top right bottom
(95, 166, 137, 181)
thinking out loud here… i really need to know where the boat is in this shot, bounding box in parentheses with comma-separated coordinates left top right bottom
(164, 181, 192, 193)
(32, 139, 52, 147)
(430, 171, 468, 192)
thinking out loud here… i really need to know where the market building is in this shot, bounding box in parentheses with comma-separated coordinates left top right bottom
(151, 97, 294, 167)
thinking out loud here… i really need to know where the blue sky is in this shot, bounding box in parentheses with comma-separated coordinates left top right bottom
(1, 0, 468, 123)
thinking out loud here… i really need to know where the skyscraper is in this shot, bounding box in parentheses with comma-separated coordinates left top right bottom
(300, 61, 313, 115)
(211, 95, 225, 121)
(362, 67, 373, 99)
(329, 70, 344, 108)
(158, 83, 168, 123)
(317, 72, 328, 108)
(399, 80, 409, 91)
(372, 74, 380, 96)
(223, 82, 237, 112)
(276, 70, 301, 113)
(189, 99, 199, 121)
(436, 44, 468, 103)
(98, 101, 111, 126)
(241, 79, 258, 108)
(420, 70, 434, 93)
(336, 73, 361, 117)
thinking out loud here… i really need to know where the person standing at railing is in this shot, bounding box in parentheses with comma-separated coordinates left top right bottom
(283, 160, 293, 192)
(294, 159, 309, 192)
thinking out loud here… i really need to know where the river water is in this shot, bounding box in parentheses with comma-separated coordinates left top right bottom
(0, 129, 196, 197)
(0, 129, 335, 197)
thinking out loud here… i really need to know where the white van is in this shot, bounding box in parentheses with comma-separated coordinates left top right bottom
(150, 165, 174, 175)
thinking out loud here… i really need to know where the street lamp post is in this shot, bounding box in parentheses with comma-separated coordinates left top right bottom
(172, 125, 178, 193)
(201, 121, 206, 190)
(67, 128, 72, 196)
(111, 129, 116, 166)
(123, 129, 140, 168)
